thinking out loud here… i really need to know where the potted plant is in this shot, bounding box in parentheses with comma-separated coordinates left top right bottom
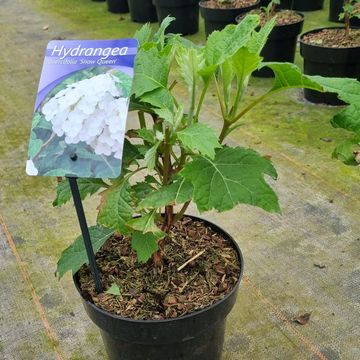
(237, 0, 304, 77)
(53, 16, 359, 360)
(106, 0, 129, 13)
(128, 0, 158, 23)
(199, 0, 260, 37)
(300, 0, 360, 105)
(152, 0, 199, 35)
(279, 0, 324, 11)
(330, 0, 360, 26)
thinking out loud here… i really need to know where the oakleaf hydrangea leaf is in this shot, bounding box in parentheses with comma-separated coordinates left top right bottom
(181, 147, 280, 213)
(131, 231, 166, 263)
(97, 180, 133, 234)
(106, 283, 121, 296)
(126, 211, 159, 233)
(138, 178, 193, 209)
(177, 123, 221, 159)
(53, 178, 108, 207)
(56, 226, 114, 279)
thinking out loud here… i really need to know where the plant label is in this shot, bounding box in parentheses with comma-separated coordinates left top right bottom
(26, 39, 138, 178)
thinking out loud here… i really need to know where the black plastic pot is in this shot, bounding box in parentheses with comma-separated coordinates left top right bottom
(300, 27, 360, 105)
(237, 11, 304, 78)
(106, 0, 129, 13)
(330, 0, 360, 26)
(152, 0, 199, 35)
(279, 0, 324, 11)
(200, 0, 260, 38)
(260, 0, 271, 5)
(128, 0, 158, 23)
(74, 215, 244, 360)
(329, 0, 343, 22)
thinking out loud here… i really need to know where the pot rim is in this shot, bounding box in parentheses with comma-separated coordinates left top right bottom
(236, 10, 304, 28)
(300, 26, 360, 50)
(199, 0, 260, 11)
(74, 214, 244, 325)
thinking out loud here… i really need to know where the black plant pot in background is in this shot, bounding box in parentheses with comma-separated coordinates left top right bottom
(259, 0, 271, 6)
(237, 12, 304, 78)
(152, 0, 199, 35)
(280, 0, 324, 11)
(329, 0, 360, 26)
(74, 215, 244, 360)
(300, 28, 360, 105)
(128, 0, 158, 23)
(329, 0, 343, 22)
(200, 0, 260, 38)
(106, 0, 129, 13)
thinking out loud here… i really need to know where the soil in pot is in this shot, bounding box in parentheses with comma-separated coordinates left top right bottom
(200, 0, 260, 37)
(76, 216, 242, 360)
(79, 217, 241, 320)
(152, 0, 199, 35)
(237, 9, 304, 77)
(279, 0, 324, 11)
(107, 0, 129, 13)
(128, 0, 158, 23)
(300, 27, 360, 105)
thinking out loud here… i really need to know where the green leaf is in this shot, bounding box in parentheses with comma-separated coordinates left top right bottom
(332, 139, 360, 166)
(308, 75, 360, 105)
(181, 147, 280, 213)
(53, 178, 108, 207)
(56, 226, 114, 279)
(331, 104, 360, 134)
(138, 178, 193, 209)
(144, 141, 161, 170)
(204, 15, 260, 68)
(137, 129, 156, 144)
(153, 16, 175, 49)
(126, 211, 160, 233)
(131, 181, 156, 202)
(263, 62, 324, 93)
(134, 23, 152, 47)
(231, 47, 262, 84)
(105, 283, 121, 296)
(131, 231, 165, 263)
(176, 46, 204, 92)
(177, 123, 221, 159)
(132, 47, 170, 98)
(97, 180, 133, 234)
(122, 139, 143, 168)
(140, 87, 174, 111)
(247, 17, 277, 55)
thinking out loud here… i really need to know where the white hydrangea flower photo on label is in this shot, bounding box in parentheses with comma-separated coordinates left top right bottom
(27, 66, 132, 178)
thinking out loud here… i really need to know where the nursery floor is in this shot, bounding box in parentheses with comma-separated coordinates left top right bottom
(0, 0, 359, 359)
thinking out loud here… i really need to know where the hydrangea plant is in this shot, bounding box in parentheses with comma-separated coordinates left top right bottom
(55, 16, 360, 278)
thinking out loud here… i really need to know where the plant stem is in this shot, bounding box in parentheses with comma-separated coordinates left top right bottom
(194, 80, 210, 121)
(138, 111, 146, 129)
(219, 122, 231, 144)
(173, 201, 191, 224)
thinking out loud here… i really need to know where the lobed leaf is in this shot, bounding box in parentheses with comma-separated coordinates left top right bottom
(131, 230, 166, 263)
(97, 180, 133, 234)
(181, 147, 280, 213)
(53, 178, 108, 207)
(56, 225, 114, 279)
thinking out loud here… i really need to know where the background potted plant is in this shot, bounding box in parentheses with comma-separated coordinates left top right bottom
(152, 0, 199, 35)
(128, 0, 158, 23)
(330, 0, 360, 26)
(237, 0, 304, 77)
(279, 0, 324, 11)
(106, 0, 129, 13)
(300, 0, 360, 105)
(52, 16, 360, 360)
(199, 0, 260, 37)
